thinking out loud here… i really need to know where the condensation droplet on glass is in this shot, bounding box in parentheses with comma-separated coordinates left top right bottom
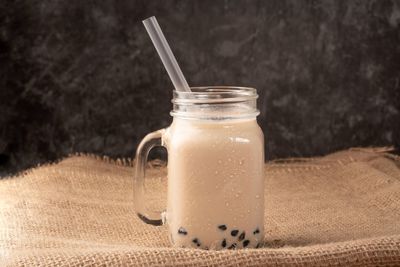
(228, 158, 232, 162)
(168, 233, 174, 244)
(229, 174, 234, 178)
(239, 159, 244, 165)
(225, 202, 229, 207)
(209, 241, 218, 250)
(215, 170, 219, 175)
(161, 211, 167, 224)
(255, 195, 260, 199)
(218, 159, 222, 164)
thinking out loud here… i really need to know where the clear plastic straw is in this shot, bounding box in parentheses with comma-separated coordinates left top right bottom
(143, 16, 191, 92)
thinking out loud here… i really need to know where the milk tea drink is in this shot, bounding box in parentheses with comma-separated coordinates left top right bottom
(165, 118, 264, 249)
(134, 86, 265, 250)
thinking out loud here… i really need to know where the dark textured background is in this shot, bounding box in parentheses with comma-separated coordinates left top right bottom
(1, 0, 399, 176)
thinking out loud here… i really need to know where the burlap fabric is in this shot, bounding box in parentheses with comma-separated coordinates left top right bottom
(1, 147, 400, 266)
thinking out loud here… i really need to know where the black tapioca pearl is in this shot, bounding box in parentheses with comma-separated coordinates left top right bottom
(218, 224, 227, 231)
(192, 238, 200, 246)
(228, 243, 237, 249)
(231, 230, 239, 236)
(243, 240, 250, 247)
(178, 227, 187, 235)
(221, 238, 227, 248)
(238, 231, 245, 241)
(253, 228, 260, 235)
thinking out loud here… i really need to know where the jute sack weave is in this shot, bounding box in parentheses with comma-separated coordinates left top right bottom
(0, 147, 399, 266)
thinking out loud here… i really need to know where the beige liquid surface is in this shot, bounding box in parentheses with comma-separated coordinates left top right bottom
(164, 118, 264, 249)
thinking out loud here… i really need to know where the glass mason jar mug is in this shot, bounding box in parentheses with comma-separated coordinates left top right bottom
(134, 86, 265, 250)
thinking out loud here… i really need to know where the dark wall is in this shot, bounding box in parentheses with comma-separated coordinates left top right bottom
(1, 0, 399, 175)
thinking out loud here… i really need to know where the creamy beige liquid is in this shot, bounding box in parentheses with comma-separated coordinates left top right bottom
(164, 118, 264, 249)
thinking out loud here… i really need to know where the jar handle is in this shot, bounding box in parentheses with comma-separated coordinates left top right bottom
(134, 129, 166, 226)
